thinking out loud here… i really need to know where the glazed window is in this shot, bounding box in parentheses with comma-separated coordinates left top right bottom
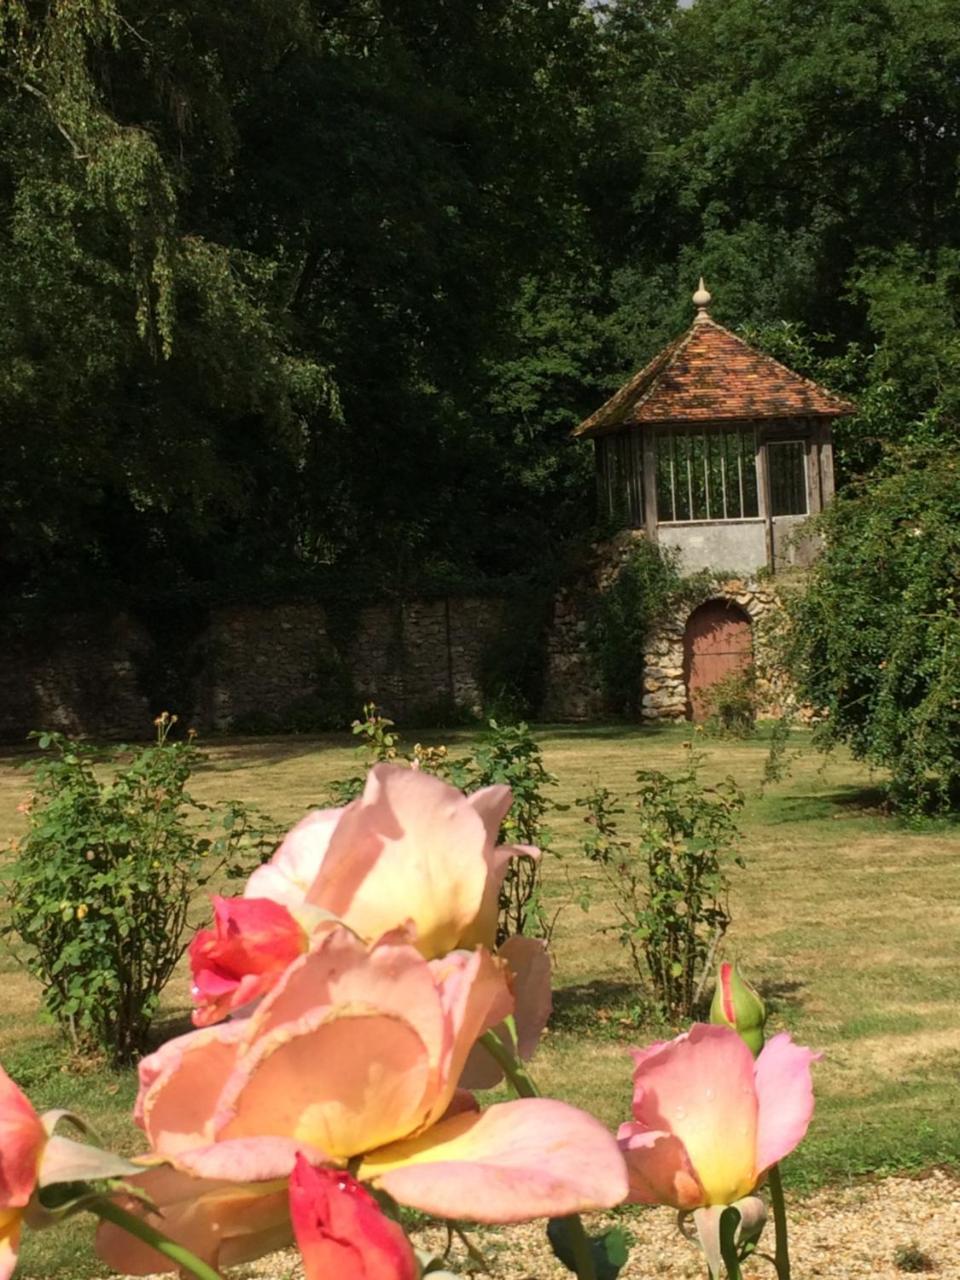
(596, 432, 644, 527)
(768, 440, 808, 516)
(656, 428, 759, 522)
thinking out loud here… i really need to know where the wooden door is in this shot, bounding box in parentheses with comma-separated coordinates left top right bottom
(683, 600, 753, 721)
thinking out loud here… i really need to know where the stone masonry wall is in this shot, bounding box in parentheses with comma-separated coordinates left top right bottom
(541, 531, 796, 722)
(0, 553, 797, 740)
(0, 596, 509, 741)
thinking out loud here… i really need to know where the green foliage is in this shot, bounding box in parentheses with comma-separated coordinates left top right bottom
(324, 704, 401, 806)
(2, 716, 277, 1063)
(478, 592, 553, 722)
(781, 451, 960, 810)
(702, 667, 758, 739)
(578, 750, 744, 1020)
(546, 1219, 631, 1280)
(6, 0, 960, 623)
(587, 541, 712, 716)
(893, 1244, 936, 1274)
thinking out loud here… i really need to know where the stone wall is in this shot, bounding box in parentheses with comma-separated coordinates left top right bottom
(541, 531, 798, 723)
(0, 596, 509, 742)
(0, 549, 799, 740)
(0, 612, 155, 742)
(200, 596, 509, 731)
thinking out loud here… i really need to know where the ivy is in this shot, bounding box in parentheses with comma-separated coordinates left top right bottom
(586, 540, 715, 716)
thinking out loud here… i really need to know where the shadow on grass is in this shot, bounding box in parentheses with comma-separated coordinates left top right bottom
(758, 785, 891, 824)
(550, 977, 648, 1039)
(756, 976, 806, 1014)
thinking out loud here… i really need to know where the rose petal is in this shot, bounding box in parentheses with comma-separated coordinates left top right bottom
(176, 1136, 330, 1182)
(290, 1154, 417, 1280)
(137, 1023, 245, 1158)
(458, 935, 551, 1089)
(754, 1033, 821, 1175)
(249, 928, 444, 1075)
(0, 1214, 22, 1280)
(0, 1066, 45, 1209)
(306, 764, 489, 958)
(359, 1099, 628, 1222)
(617, 1123, 703, 1210)
(424, 948, 513, 1118)
(95, 1166, 290, 1275)
(215, 1012, 432, 1161)
(245, 809, 344, 907)
(630, 1024, 758, 1206)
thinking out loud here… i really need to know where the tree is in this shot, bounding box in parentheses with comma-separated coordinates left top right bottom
(782, 450, 960, 810)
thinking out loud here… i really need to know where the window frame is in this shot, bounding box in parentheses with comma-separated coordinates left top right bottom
(655, 424, 761, 525)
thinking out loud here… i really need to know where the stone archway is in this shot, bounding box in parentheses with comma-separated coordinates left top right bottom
(683, 599, 754, 722)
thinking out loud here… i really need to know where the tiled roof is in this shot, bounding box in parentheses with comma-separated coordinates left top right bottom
(573, 314, 855, 437)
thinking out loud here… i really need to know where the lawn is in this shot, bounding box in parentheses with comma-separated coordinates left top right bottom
(2, 722, 959, 1278)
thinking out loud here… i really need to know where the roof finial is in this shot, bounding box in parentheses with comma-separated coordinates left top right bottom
(692, 276, 712, 322)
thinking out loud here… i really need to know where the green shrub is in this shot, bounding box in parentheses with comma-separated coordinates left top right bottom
(782, 449, 960, 810)
(2, 716, 278, 1064)
(324, 703, 401, 805)
(702, 666, 758, 738)
(577, 749, 744, 1021)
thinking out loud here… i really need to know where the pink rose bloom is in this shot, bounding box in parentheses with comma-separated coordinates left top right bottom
(618, 1023, 819, 1275)
(189, 896, 308, 1026)
(289, 1155, 417, 1280)
(193, 764, 551, 1078)
(102, 928, 626, 1273)
(619, 1023, 818, 1207)
(0, 1067, 47, 1280)
(245, 764, 537, 957)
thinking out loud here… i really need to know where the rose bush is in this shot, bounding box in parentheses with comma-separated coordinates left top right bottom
(98, 925, 626, 1273)
(0, 761, 823, 1280)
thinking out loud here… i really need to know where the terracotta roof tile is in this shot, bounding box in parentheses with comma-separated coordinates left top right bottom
(574, 316, 855, 437)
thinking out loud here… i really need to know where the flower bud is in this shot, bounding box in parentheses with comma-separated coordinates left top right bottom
(709, 961, 766, 1056)
(289, 1154, 417, 1280)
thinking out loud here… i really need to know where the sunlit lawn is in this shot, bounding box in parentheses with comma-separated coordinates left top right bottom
(2, 722, 959, 1277)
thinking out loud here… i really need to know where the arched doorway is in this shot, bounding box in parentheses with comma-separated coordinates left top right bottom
(683, 600, 753, 721)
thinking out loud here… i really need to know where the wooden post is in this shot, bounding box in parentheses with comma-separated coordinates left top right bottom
(818, 420, 836, 505)
(806, 423, 823, 515)
(643, 430, 658, 540)
(756, 430, 774, 571)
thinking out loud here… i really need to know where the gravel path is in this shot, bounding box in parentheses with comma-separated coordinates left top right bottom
(225, 1169, 958, 1280)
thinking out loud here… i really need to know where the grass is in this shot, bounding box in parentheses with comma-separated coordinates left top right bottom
(2, 721, 959, 1276)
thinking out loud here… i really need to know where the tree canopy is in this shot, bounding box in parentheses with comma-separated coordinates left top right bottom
(3, 0, 959, 610)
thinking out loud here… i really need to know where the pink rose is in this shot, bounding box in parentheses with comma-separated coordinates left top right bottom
(289, 1155, 417, 1280)
(100, 928, 626, 1271)
(0, 1067, 47, 1280)
(189, 896, 308, 1027)
(618, 1023, 819, 1275)
(245, 764, 537, 957)
(198, 764, 551, 1078)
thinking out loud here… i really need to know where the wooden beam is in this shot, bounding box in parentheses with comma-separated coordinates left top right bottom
(806, 422, 823, 515)
(756, 430, 774, 571)
(819, 421, 836, 504)
(642, 430, 658, 539)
